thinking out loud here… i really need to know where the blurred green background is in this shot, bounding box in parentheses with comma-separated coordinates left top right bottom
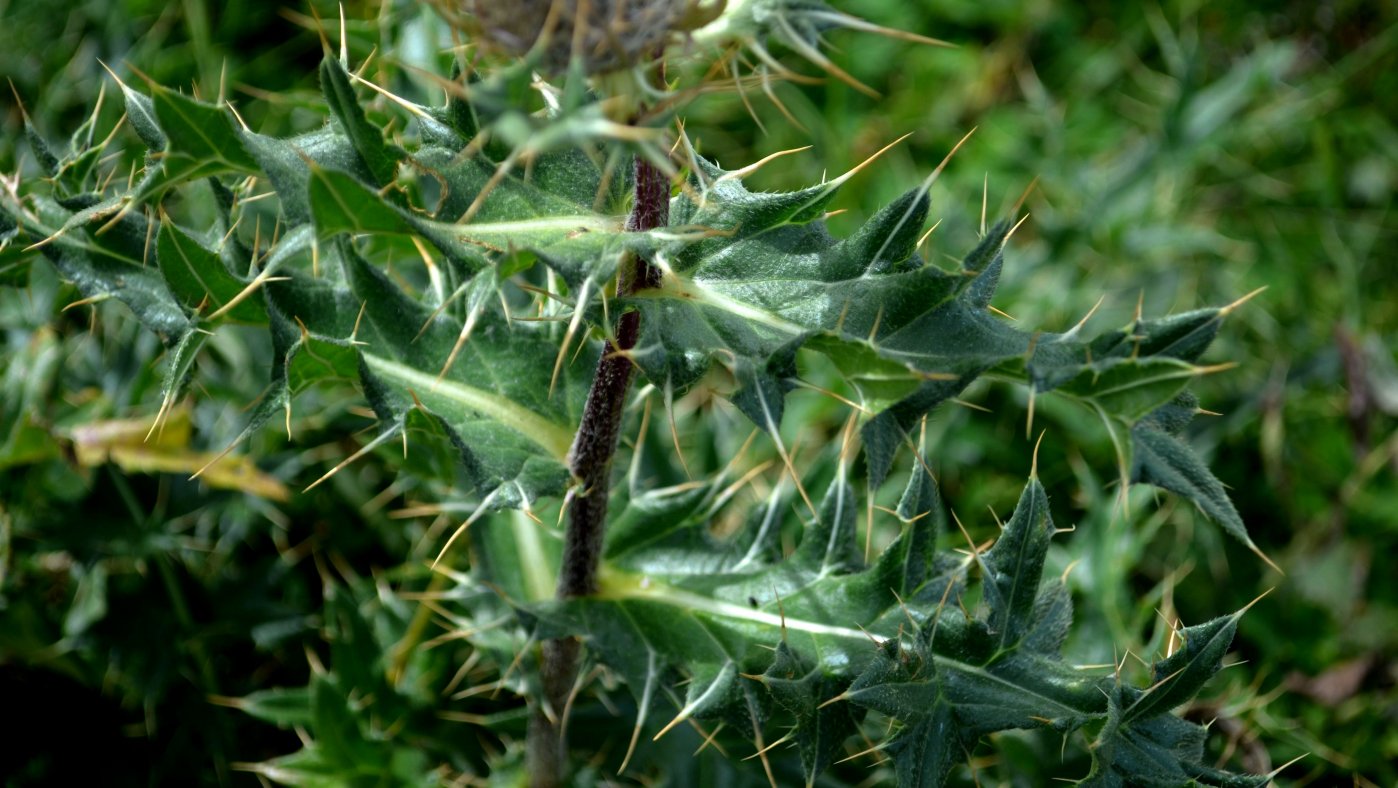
(1, 0, 1393, 784)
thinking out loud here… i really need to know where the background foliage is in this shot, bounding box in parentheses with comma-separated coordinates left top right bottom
(1, 0, 1393, 785)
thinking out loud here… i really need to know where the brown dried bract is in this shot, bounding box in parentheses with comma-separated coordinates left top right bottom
(463, 0, 724, 74)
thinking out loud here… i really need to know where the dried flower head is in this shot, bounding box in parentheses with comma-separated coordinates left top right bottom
(464, 0, 725, 74)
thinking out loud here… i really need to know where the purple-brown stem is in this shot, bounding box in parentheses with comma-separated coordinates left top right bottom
(528, 152, 668, 787)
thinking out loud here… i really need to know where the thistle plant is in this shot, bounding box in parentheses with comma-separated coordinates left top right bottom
(0, 1, 1281, 785)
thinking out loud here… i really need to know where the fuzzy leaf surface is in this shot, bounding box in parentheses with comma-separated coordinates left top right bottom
(535, 474, 1100, 782)
(1086, 629, 1267, 788)
(626, 160, 1250, 547)
(531, 468, 1263, 786)
(138, 84, 258, 196)
(1131, 396, 1258, 554)
(155, 219, 263, 322)
(261, 239, 590, 507)
(18, 196, 190, 340)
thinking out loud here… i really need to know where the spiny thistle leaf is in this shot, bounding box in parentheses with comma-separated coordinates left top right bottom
(0, 23, 1270, 786)
(21, 196, 191, 340)
(241, 125, 374, 225)
(155, 218, 264, 322)
(3, 50, 647, 512)
(531, 467, 1259, 785)
(980, 477, 1054, 652)
(1086, 640, 1270, 788)
(154, 329, 208, 425)
(138, 83, 259, 197)
(302, 158, 617, 272)
(1131, 394, 1259, 556)
(306, 163, 414, 237)
(843, 638, 960, 787)
(256, 239, 590, 507)
(1124, 613, 1239, 724)
(113, 76, 166, 152)
(318, 56, 402, 188)
(761, 641, 864, 781)
(624, 157, 1254, 549)
(22, 114, 61, 177)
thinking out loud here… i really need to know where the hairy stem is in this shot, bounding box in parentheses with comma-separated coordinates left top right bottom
(528, 152, 668, 787)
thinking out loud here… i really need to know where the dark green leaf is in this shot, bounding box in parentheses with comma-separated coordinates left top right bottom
(1132, 421, 1257, 553)
(307, 164, 411, 237)
(1123, 613, 1238, 724)
(760, 642, 863, 782)
(30, 197, 190, 339)
(144, 84, 257, 192)
(319, 56, 400, 187)
(115, 78, 165, 151)
(981, 478, 1054, 652)
(156, 218, 262, 322)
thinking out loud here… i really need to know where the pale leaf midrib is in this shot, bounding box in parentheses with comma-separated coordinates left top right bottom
(598, 575, 1099, 718)
(437, 215, 619, 239)
(164, 229, 226, 308)
(360, 353, 573, 460)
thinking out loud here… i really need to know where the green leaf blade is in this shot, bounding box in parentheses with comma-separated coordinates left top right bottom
(1131, 420, 1256, 552)
(1122, 613, 1239, 725)
(156, 219, 263, 322)
(981, 477, 1054, 653)
(145, 84, 257, 192)
(319, 56, 400, 188)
